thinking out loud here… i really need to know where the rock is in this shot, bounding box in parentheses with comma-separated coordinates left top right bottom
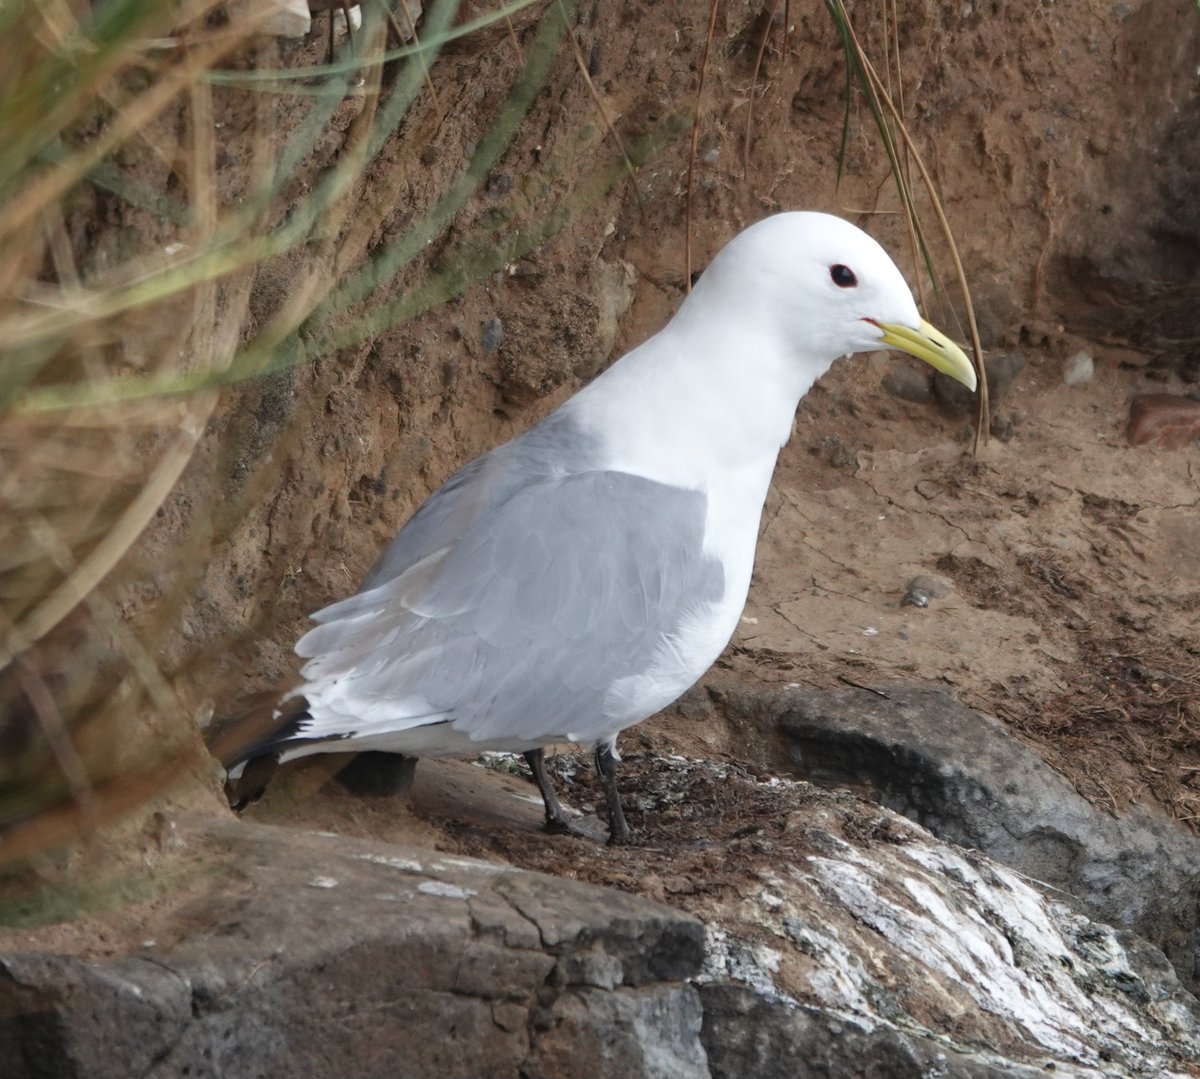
(989, 410, 1016, 440)
(881, 363, 934, 404)
(482, 315, 504, 355)
(662, 749, 1199, 1076)
(934, 351, 1023, 414)
(334, 750, 417, 796)
(331, 3, 362, 33)
(231, 0, 311, 38)
(695, 826, 1200, 1077)
(585, 258, 638, 381)
(528, 986, 707, 1079)
(1127, 393, 1200, 448)
(5, 777, 1200, 1077)
(816, 435, 856, 470)
(0, 953, 192, 1079)
(0, 820, 705, 1079)
(701, 983, 1051, 1078)
(742, 681, 1200, 990)
(1063, 349, 1095, 385)
(901, 573, 953, 607)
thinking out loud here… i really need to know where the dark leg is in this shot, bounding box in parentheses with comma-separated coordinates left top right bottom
(595, 741, 631, 844)
(524, 749, 574, 834)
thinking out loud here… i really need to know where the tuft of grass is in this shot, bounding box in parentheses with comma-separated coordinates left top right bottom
(0, 0, 688, 872)
(823, 0, 988, 443)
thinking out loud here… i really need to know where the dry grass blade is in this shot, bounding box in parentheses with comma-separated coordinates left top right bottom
(499, 0, 525, 62)
(743, 0, 783, 176)
(10, 650, 97, 826)
(685, 0, 721, 291)
(826, 0, 989, 444)
(1, 39, 232, 667)
(562, 1, 644, 220)
(0, 405, 213, 669)
(0, 0, 611, 863)
(390, 0, 441, 112)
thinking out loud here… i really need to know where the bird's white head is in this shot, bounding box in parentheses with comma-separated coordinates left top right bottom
(687, 212, 977, 392)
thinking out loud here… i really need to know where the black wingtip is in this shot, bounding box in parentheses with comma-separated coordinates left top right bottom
(206, 691, 313, 808)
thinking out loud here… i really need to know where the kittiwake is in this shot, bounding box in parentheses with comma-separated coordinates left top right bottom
(222, 211, 977, 842)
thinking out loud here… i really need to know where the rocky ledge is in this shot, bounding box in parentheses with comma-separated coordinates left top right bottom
(3, 771, 1199, 1078)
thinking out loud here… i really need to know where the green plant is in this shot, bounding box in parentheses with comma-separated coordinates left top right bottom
(0, 0, 676, 864)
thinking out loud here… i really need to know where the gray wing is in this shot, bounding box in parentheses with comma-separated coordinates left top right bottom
(294, 470, 726, 747)
(357, 408, 601, 596)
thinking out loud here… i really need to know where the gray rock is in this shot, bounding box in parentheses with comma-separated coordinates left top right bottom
(0, 820, 705, 1079)
(935, 351, 1024, 414)
(528, 985, 708, 1079)
(882, 363, 934, 404)
(482, 315, 505, 355)
(4, 781, 1200, 1077)
(735, 681, 1200, 989)
(901, 572, 954, 607)
(700, 983, 1051, 1079)
(1064, 349, 1096, 385)
(0, 954, 191, 1079)
(687, 765, 1200, 1077)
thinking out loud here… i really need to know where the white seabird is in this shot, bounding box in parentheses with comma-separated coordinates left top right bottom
(223, 211, 977, 842)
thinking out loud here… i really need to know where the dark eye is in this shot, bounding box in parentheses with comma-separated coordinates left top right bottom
(830, 264, 857, 288)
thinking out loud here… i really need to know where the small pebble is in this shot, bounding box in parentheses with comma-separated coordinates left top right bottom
(486, 171, 513, 198)
(990, 412, 1015, 442)
(1063, 350, 1094, 386)
(482, 316, 504, 355)
(882, 363, 934, 404)
(817, 435, 856, 470)
(902, 574, 953, 608)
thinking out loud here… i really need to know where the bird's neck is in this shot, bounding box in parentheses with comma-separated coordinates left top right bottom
(568, 315, 826, 493)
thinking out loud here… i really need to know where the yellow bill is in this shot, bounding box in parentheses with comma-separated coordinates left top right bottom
(872, 317, 977, 391)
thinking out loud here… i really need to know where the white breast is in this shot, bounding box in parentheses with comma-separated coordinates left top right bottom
(592, 457, 777, 743)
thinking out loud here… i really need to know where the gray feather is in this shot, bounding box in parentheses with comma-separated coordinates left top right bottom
(295, 443, 726, 749)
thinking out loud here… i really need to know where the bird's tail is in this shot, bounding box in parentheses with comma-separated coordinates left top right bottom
(205, 691, 311, 810)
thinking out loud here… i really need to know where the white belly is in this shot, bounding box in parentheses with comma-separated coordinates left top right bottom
(595, 463, 772, 742)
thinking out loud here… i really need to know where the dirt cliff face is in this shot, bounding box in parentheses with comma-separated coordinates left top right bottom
(179, 0, 1200, 817)
(4, 0, 1199, 932)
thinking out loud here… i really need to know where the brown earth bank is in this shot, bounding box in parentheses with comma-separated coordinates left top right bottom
(130, 0, 1200, 836)
(3, 0, 1200, 1072)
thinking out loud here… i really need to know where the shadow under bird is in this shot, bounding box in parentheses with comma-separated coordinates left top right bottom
(220, 211, 977, 842)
